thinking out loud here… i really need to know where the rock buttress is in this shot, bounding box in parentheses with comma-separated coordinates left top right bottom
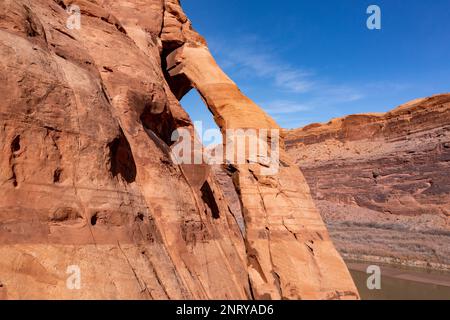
(0, 0, 249, 300)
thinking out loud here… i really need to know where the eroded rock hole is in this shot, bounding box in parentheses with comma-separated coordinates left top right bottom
(108, 129, 137, 183)
(54, 0, 67, 10)
(53, 168, 62, 183)
(200, 181, 220, 219)
(140, 110, 177, 147)
(11, 136, 21, 153)
(225, 164, 238, 175)
(90, 213, 98, 226)
(127, 89, 179, 147)
(135, 212, 145, 222)
(11, 169, 18, 188)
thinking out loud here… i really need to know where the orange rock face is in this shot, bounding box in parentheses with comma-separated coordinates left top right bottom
(286, 94, 450, 269)
(0, 0, 357, 299)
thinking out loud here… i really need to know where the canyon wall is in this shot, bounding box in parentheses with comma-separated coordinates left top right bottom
(286, 94, 450, 269)
(0, 0, 357, 299)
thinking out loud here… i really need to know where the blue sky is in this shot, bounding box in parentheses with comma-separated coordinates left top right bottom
(180, 0, 450, 132)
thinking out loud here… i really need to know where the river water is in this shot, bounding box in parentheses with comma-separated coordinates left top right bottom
(348, 263, 450, 300)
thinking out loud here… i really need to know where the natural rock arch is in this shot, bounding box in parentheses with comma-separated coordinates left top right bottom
(161, 3, 358, 299)
(0, 0, 358, 300)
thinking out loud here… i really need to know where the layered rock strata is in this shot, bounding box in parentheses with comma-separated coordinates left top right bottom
(286, 94, 450, 268)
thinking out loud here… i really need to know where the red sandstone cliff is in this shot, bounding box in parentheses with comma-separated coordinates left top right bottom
(286, 94, 450, 269)
(0, 0, 357, 299)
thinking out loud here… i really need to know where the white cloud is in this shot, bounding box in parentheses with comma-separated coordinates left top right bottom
(210, 36, 366, 102)
(274, 70, 315, 93)
(210, 39, 315, 93)
(208, 35, 367, 128)
(259, 100, 311, 114)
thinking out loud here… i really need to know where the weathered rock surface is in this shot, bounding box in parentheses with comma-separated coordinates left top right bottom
(286, 94, 450, 269)
(0, 0, 357, 299)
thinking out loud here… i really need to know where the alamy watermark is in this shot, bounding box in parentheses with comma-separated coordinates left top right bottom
(366, 265, 382, 290)
(66, 5, 81, 30)
(170, 122, 280, 176)
(367, 5, 381, 30)
(66, 265, 81, 290)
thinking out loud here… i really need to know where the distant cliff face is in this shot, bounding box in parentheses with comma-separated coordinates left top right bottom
(0, 0, 357, 299)
(286, 94, 450, 268)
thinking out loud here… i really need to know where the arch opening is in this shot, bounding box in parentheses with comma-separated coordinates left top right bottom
(179, 89, 223, 147)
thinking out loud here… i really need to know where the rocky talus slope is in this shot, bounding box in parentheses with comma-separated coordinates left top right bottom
(0, 0, 357, 299)
(286, 94, 450, 269)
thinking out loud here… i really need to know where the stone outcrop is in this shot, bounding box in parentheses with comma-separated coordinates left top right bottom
(286, 94, 450, 268)
(0, 0, 357, 299)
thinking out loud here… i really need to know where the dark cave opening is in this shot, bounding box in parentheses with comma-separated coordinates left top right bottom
(108, 129, 137, 183)
(200, 181, 220, 220)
